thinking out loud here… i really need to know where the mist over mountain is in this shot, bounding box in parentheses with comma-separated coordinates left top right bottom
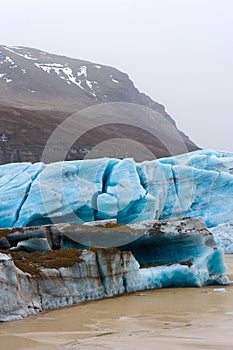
(0, 45, 199, 164)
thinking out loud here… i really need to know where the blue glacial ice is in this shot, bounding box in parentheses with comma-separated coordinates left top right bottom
(0, 217, 229, 322)
(210, 222, 233, 253)
(1, 150, 233, 321)
(0, 149, 233, 230)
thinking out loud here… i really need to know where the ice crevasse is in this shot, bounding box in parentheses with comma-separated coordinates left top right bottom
(0, 149, 233, 230)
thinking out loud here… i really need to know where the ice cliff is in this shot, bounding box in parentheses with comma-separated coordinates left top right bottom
(210, 222, 233, 254)
(0, 149, 233, 230)
(0, 149, 233, 321)
(0, 218, 228, 321)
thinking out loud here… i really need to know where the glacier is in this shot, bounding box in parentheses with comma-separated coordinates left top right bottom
(210, 222, 233, 254)
(0, 217, 229, 321)
(0, 149, 233, 230)
(1, 147, 233, 321)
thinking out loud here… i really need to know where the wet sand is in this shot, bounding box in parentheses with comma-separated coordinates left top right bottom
(1, 255, 233, 350)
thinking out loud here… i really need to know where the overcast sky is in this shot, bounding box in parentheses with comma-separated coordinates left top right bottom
(1, 0, 233, 151)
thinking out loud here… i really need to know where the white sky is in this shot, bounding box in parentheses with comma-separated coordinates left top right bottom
(1, 0, 233, 151)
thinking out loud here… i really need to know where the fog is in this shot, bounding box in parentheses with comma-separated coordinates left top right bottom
(1, 0, 233, 150)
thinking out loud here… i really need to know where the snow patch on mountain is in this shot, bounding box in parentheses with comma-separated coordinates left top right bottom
(110, 75, 119, 84)
(0, 73, 13, 83)
(5, 56, 16, 65)
(3, 46, 38, 61)
(77, 65, 87, 77)
(34, 62, 97, 97)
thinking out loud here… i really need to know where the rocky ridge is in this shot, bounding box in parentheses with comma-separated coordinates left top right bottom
(0, 45, 199, 164)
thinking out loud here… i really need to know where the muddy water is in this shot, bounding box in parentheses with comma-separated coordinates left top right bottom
(1, 255, 233, 350)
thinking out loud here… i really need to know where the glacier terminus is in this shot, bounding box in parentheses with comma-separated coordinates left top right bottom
(0, 149, 233, 321)
(0, 149, 233, 232)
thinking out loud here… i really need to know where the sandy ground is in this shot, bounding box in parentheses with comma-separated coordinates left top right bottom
(1, 255, 233, 350)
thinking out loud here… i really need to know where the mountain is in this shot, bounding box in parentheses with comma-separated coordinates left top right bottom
(0, 45, 199, 163)
(0, 45, 173, 115)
